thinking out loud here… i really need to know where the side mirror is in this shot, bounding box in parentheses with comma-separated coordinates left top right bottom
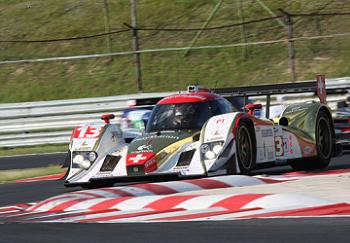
(244, 104, 262, 115)
(101, 114, 115, 124)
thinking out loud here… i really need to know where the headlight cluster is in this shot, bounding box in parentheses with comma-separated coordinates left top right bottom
(200, 141, 224, 160)
(72, 151, 98, 170)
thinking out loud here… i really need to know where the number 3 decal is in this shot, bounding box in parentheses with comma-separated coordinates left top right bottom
(275, 136, 284, 157)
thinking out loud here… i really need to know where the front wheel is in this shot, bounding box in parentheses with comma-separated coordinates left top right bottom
(290, 110, 333, 170)
(235, 120, 256, 174)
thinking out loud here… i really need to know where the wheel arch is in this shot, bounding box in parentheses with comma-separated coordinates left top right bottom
(233, 115, 257, 174)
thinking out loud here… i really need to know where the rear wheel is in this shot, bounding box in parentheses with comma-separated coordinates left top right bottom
(235, 121, 256, 174)
(290, 110, 333, 170)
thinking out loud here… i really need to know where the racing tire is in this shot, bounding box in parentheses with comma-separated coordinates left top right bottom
(235, 120, 256, 174)
(290, 110, 333, 171)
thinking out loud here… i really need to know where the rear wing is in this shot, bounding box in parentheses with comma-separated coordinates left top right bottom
(214, 75, 348, 118)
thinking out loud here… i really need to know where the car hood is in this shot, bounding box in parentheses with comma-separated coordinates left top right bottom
(126, 130, 200, 175)
(128, 130, 196, 155)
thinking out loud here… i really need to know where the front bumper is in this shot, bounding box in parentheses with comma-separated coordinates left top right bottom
(64, 172, 204, 187)
(90, 173, 204, 183)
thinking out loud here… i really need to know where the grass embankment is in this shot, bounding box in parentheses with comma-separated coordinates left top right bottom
(0, 165, 65, 183)
(0, 144, 68, 157)
(0, 144, 68, 183)
(0, 1, 349, 102)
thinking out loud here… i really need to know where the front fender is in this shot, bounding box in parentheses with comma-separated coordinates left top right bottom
(66, 123, 126, 184)
(199, 112, 243, 171)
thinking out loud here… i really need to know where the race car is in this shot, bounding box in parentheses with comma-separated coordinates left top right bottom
(333, 97, 350, 151)
(64, 84, 336, 187)
(120, 107, 152, 143)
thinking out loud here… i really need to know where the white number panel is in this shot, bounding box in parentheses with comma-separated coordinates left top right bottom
(274, 125, 302, 160)
(255, 125, 275, 163)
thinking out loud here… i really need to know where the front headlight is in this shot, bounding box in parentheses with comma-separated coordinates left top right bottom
(200, 144, 210, 154)
(212, 144, 223, 155)
(204, 151, 216, 160)
(72, 151, 98, 170)
(200, 141, 224, 160)
(88, 151, 97, 162)
(80, 160, 92, 170)
(73, 154, 84, 164)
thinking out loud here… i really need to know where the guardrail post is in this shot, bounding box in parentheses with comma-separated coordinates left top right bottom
(103, 0, 113, 56)
(130, 0, 143, 92)
(279, 9, 297, 82)
(237, 0, 248, 59)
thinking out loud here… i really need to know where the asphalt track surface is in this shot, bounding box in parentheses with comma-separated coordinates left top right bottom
(0, 152, 67, 170)
(0, 155, 350, 242)
(1, 218, 350, 243)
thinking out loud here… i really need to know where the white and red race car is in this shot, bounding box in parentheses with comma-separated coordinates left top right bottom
(64, 82, 337, 188)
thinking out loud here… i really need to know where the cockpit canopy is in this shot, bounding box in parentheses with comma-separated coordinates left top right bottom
(146, 99, 232, 133)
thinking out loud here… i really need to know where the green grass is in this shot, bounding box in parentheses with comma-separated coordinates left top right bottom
(0, 1, 350, 102)
(0, 144, 68, 157)
(0, 165, 65, 183)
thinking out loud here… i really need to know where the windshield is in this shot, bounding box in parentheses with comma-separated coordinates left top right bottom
(146, 102, 213, 132)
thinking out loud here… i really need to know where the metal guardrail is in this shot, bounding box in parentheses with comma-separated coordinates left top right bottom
(0, 77, 348, 148)
(0, 92, 174, 148)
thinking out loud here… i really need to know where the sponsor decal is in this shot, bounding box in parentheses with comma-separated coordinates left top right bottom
(137, 144, 153, 152)
(207, 136, 224, 142)
(303, 146, 314, 155)
(173, 166, 190, 172)
(207, 130, 225, 142)
(144, 157, 157, 172)
(273, 126, 283, 136)
(72, 139, 96, 151)
(289, 135, 293, 154)
(267, 148, 275, 161)
(261, 128, 273, 137)
(133, 135, 180, 141)
(95, 171, 114, 177)
(215, 118, 226, 124)
(284, 106, 308, 114)
(205, 128, 226, 142)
